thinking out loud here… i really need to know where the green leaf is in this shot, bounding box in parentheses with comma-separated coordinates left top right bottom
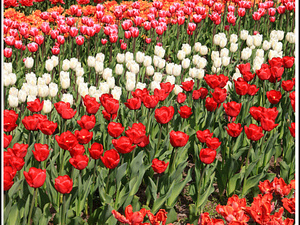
(7, 204, 20, 225)
(196, 173, 215, 209)
(227, 173, 242, 196)
(242, 173, 265, 197)
(152, 181, 175, 214)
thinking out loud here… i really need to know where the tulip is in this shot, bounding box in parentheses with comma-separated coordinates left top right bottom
(223, 101, 242, 118)
(112, 136, 136, 154)
(4, 48, 12, 58)
(152, 158, 169, 173)
(54, 175, 73, 194)
(100, 149, 120, 169)
(178, 105, 193, 119)
(4, 134, 12, 149)
(169, 130, 189, 148)
(69, 144, 85, 158)
(55, 131, 78, 150)
(225, 123, 243, 137)
(199, 148, 217, 164)
(75, 129, 93, 145)
(54, 101, 77, 120)
(155, 106, 174, 124)
(205, 97, 218, 112)
(32, 143, 50, 162)
(244, 124, 264, 141)
(266, 90, 282, 104)
(23, 167, 46, 188)
(205, 137, 221, 150)
(69, 155, 89, 170)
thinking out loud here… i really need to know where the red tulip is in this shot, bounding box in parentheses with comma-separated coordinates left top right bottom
(152, 158, 169, 173)
(4, 134, 12, 149)
(137, 135, 150, 148)
(54, 175, 73, 194)
(23, 167, 46, 188)
(125, 123, 147, 145)
(154, 89, 169, 102)
(4, 110, 18, 132)
(160, 82, 175, 93)
(211, 87, 227, 104)
(27, 98, 44, 112)
(205, 97, 218, 112)
(181, 80, 195, 92)
(223, 101, 242, 117)
(289, 91, 295, 112)
(112, 136, 136, 154)
(154, 106, 174, 124)
(77, 115, 96, 131)
(22, 116, 39, 131)
(124, 97, 142, 110)
(101, 149, 120, 169)
(55, 131, 78, 150)
(8, 143, 28, 158)
(256, 64, 271, 80)
(247, 85, 259, 96)
(244, 124, 264, 141)
(143, 95, 159, 108)
(69, 144, 85, 158)
(107, 122, 124, 138)
(199, 148, 217, 164)
(225, 123, 243, 137)
(260, 117, 278, 132)
(169, 130, 189, 147)
(281, 80, 295, 92)
(54, 101, 77, 120)
(205, 137, 221, 150)
(192, 88, 208, 100)
(27, 42, 38, 52)
(282, 56, 295, 68)
(4, 166, 16, 191)
(38, 120, 57, 135)
(82, 95, 101, 114)
(88, 143, 104, 160)
(75, 129, 93, 145)
(10, 156, 25, 171)
(76, 36, 85, 46)
(266, 90, 282, 104)
(234, 79, 249, 96)
(177, 92, 187, 104)
(32, 143, 50, 162)
(196, 130, 213, 143)
(204, 74, 221, 89)
(69, 155, 89, 170)
(100, 94, 119, 115)
(51, 46, 60, 55)
(4, 48, 12, 58)
(178, 105, 193, 119)
(289, 122, 295, 138)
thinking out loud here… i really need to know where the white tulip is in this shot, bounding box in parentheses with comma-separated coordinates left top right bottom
(28, 85, 38, 96)
(25, 57, 34, 69)
(45, 59, 54, 72)
(150, 81, 160, 92)
(49, 82, 58, 97)
(78, 83, 89, 97)
(286, 32, 295, 43)
(172, 64, 182, 77)
(213, 57, 222, 68)
(230, 34, 238, 43)
(87, 56, 96, 67)
(262, 40, 271, 51)
(126, 79, 136, 91)
(3, 74, 11, 86)
(184, 77, 194, 82)
(42, 73, 51, 84)
(189, 68, 197, 78)
(240, 30, 249, 40)
(76, 67, 84, 77)
(136, 82, 147, 90)
(253, 34, 263, 47)
(222, 56, 230, 67)
(268, 50, 279, 60)
(165, 75, 175, 85)
(96, 53, 105, 62)
(125, 52, 134, 63)
(277, 30, 284, 41)
(274, 42, 282, 52)
(38, 84, 49, 97)
(107, 77, 115, 89)
(21, 83, 30, 95)
(158, 59, 166, 69)
(143, 56, 152, 67)
(50, 56, 58, 68)
(89, 86, 97, 97)
(224, 81, 232, 91)
(136, 51, 145, 64)
(95, 61, 104, 74)
(117, 53, 125, 63)
(103, 68, 112, 80)
(197, 68, 205, 79)
(94, 90, 102, 102)
(194, 42, 202, 52)
(182, 44, 191, 55)
(199, 45, 208, 55)
(198, 57, 207, 69)
(153, 56, 160, 67)
(76, 76, 84, 86)
(26, 72, 36, 84)
(70, 58, 79, 70)
(111, 86, 122, 100)
(246, 35, 253, 46)
(211, 51, 219, 61)
(130, 63, 140, 74)
(60, 78, 70, 89)
(220, 48, 229, 57)
(18, 90, 27, 103)
(230, 43, 238, 53)
(9, 87, 18, 96)
(9, 73, 17, 85)
(173, 85, 183, 95)
(62, 59, 70, 71)
(126, 71, 136, 81)
(61, 93, 74, 106)
(37, 77, 46, 86)
(182, 58, 191, 69)
(156, 47, 165, 58)
(166, 63, 174, 75)
(42, 100, 52, 113)
(99, 82, 110, 94)
(256, 49, 264, 58)
(177, 50, 186, 61)
(4, 62, 12, 74)
(27, 95, 37, 103)
(115, 64, 124, 75)
(241, 47, 252, 60)
(219, 38, 227, 48)
(8, 95, 18, 107)
(192, 55, 201, 66)
(146, 66, 154, 76)
(153, 72, 162, 82)
(211, 66, 220, 73)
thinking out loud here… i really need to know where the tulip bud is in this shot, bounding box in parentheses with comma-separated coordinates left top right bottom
(194, 42, 202, 52)
(96, 53, 105, 62)
(172, 64, 182, 77)
(135, 51, 145, 64)
(49, 82, 58, 97)
(8, 95, 18, 107)
(146, 66, 154, 76)
(150, 81, 160, 92)
(116, 53, 125, 63)
(38, 85, 49, 97)
(115, 64, 123, 75)
(51, 56, 59, 67)
(153, 72, 162, 82)
(182, 58, 191, 69)
(177, 50, 186, 60)
(220, 48, 229, 57)
(165, 75, 175, 85)
(24, 57, 34, 69)
(230, 43, 238, 53)
(76, 67, 84, 77)
(136, 82, 146, 90)
(61, 93, 74, 106)
(103, 68, 112, 80)
(173, 85, 183, 95)
(182, 44, 191, 55)
(143, 56, 152, 67)
(62, 59, 70, 71)
(222, 57, 231, 67)
(126, 79, 136, 91)
(230, 34, 238, 43)
(240, 30, 249, 40)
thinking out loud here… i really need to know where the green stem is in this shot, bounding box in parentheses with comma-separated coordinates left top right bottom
(170, 147, 178, 173)
(28, 188, 37, 225)
(196, 164, 208, 210)
(105, 169, 112, 194)
(61, 195, 66, 225)
(155, 124, 163, 158)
